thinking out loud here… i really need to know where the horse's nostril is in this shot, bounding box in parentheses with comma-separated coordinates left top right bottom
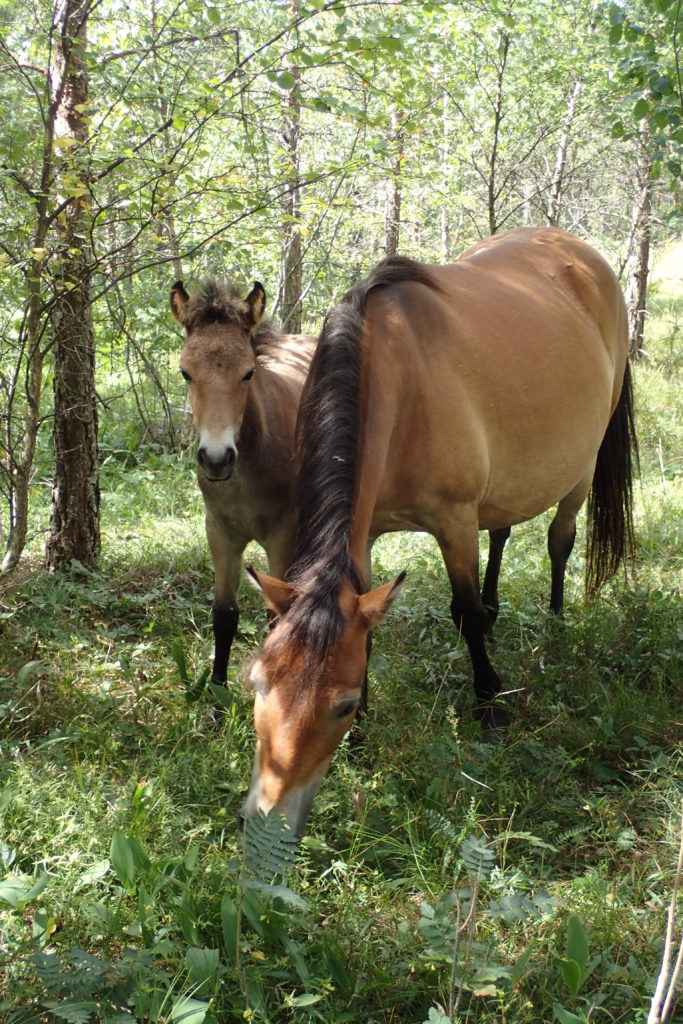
(237, 809, 246, 833)
(197, 446, 208, 468)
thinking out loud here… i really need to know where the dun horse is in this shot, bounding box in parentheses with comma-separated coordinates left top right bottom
(170, 279, 316, 683)
(242, 226, 638, 835)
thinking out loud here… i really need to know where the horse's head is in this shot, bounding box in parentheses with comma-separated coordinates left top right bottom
(171, 279, 267, 481)
(241, 566, 405, 835)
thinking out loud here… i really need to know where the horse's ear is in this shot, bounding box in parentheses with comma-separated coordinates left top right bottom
(245, 282, 266, 328)
(170, 281, 190, 323)
(358, 571, 406, 630)
(246, 564, 297, 616)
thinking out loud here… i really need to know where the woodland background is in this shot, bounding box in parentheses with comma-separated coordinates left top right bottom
(0, 1, 682, 1023)
(0, 0, 681, 569)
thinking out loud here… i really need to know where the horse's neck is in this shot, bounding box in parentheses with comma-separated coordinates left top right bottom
(240, 370, 296, 482)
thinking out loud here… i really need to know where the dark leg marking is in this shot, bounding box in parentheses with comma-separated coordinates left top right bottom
(450, 577, 508, 731)
(212, 603, 239, 683)
(481, 526, 511, 630)
(547, 519, 576, 615)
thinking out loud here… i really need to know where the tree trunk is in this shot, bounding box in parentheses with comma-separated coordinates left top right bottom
(624, 131, 654, 358)
(385, 108, 404, 257)
(280, 4, 302, 333)
(487, 32, 510, 236)
(440, 90, 451, 262)
(1, 3, 69, 572)
(546, 76, 583, 227)
(45, 0, 100, 570)
(150, 0, 189, 450)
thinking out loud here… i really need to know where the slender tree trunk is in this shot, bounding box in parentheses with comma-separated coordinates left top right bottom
(546, 77, 583, 227)
(545, 3, 598, 227)
(440, 90, 451, 262)
(45, 0, 100, 570)
(624, 130, 654, 359)
(1, 7, 67, 572)
(149, 0, 188, 449)
(280, 3, 302, 333)
(1, 273, 48, 573)
(487, 32, 510, 236)
(385, 108, 405, 257)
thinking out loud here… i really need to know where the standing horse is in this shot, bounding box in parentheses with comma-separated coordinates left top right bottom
(242, 227, 638, 835)
(170, 279, 316, 683)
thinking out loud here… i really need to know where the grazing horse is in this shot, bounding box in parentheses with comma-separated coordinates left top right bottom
(170, 279, 316, 683)
(242, 227, 638, 835)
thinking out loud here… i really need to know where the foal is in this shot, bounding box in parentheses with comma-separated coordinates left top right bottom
(171, 279, 316, 682)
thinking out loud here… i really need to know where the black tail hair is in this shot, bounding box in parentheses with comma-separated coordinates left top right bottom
(585, 360, 639, 595)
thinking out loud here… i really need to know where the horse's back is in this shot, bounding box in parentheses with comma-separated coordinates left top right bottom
(362, 227, 629, 531)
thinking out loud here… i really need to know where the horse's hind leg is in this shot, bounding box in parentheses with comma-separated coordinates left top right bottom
(547, 472, 592, 613)
(481, 526, 511, 631)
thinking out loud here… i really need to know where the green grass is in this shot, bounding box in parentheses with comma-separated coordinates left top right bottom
(0, 268, 681, 1023)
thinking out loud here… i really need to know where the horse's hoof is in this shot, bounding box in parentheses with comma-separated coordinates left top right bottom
(197, 705, 219, 732)
(479, 702, 510, 742)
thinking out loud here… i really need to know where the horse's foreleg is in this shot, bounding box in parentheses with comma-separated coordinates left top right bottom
(547, 473, 592, 614)
(438, 524, 507, 731)
(206, 516, 244, 683)
(212, 603, 239, 683)
(481, 526, 511, 631)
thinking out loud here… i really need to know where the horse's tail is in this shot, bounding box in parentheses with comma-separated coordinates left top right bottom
(585, 359, 639, 596)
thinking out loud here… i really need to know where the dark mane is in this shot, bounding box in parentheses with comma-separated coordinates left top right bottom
(181, 279, 281, 356)
(283, 256, 441, 664)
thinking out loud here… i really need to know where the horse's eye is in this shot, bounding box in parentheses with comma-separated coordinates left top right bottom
(243, 367, 255, 382)
(180, 368, 192, 383)
(333, 700, 358, 721)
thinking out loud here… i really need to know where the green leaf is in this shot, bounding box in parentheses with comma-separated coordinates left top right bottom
(239, 877, 308, 911)
(566, 915, 588, 970)
(110, 832, 149, 890)
(633, 98, 649, 121)
(424, 1009, 451, 1024)
(43, 1000, 96, 1023)
(207, 681, 232, 709)
(244, 810, 300, 880)
(560, 958, 583, 998)
(322, 939, 353, 998)
(17, 660, 42, 686)
(378, 35, 401, 54)
(169, 996, 209, 1024)
(24, 872, 49, 903)
(276, 71, 296, 91)
(609, 23, 622, 44)
(185, 947, 220, 992)
(554, 1005, 589, 1024)
(290, 993, 322, 1008)
(185, 666, 210, 703)
(0, 841, 17, 869)
(460, 835, 496, 878)
(180, 887, 202, 946)
(221, 893, 238, 964)
(0, 878, 29, 908)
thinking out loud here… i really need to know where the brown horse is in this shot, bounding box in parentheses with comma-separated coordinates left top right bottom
(242, 227, 638, 834)
(170, 279, 316, 683)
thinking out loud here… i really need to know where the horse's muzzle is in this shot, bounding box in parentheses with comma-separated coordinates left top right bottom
(197, 445, 236, 481)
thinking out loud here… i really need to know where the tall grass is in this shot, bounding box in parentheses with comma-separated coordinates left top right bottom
(0, 253, 680, 1023)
